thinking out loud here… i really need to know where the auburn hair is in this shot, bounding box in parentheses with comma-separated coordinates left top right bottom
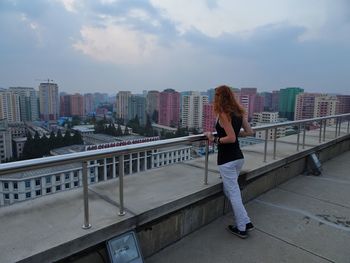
(213, 85, 245, 118)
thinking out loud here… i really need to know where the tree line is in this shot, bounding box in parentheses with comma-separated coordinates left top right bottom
(22, 130, 83, 160)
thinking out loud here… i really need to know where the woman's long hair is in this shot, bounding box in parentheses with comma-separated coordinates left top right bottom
(213, 85, 245, 118)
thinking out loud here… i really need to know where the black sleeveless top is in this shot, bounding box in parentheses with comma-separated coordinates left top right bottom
(216, 112, 244, 165)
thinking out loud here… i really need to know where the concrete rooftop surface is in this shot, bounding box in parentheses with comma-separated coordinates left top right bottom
(147, 150, 350, 263)
(0, 123, 349, 263)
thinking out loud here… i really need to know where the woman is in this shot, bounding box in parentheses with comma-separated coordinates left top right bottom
(205, 85, 255, 239)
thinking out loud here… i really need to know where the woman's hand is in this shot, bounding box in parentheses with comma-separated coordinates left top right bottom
(204, 132, 214, 142)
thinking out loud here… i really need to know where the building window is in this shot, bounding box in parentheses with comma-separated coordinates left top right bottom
(90, 168, 95, 174)
(36, 190, 41, 196)
(90, 177, 95, 183)
(4, 182, 9, 190)
(65, 173, 70, 180)
(56, 175, 60, 182)
(65, 183, 70, 189)
(14, 193, 18, 200)
(74, 181, 79, 187)
(46, 176, 51, 184)
(56, 185, 61, 191)
(4, 193, 9, 200)
(35, 179, 41, 186)
(26, 192, 31, 198)
(46, 187, 51, 194)
(25, 180, 31, 189)
(74, 171, 79, 178)
(13, 182, 18, 190)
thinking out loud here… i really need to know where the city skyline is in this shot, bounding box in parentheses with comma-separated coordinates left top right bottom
(1, 0, 350, 95)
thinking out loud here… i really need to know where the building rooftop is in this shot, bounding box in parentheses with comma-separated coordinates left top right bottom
(0, 118, 349, 262)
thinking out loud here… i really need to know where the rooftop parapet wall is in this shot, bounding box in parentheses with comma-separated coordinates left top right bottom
(0, 115, 349, 263)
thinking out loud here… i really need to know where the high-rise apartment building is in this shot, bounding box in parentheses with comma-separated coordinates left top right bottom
(8, 87, 39, 121)
(202, 103, 216, 132)
(146, 90, 160, 121)
(116, 91, 131, 122)
(314, 95, 338, 124)
(336, 95, 350, 115)
(278, 87, 304, 120)
(60, 94, 71, 117)
(84, 93, 95, 116)
(294, 93, 321, 120)
(70, 93, 84, 117)
(128, 95, 147, 126)
(260, 92, 272, 111)
(39, 82, 59, 121)
(0, 119, 13, 163)
(181, 92, 208, 130)
(238, 88, 256, 120)
(159, 89, 180, 127)
(0, 90, 21, 123)
(295, 93, 338, 124)
(271, 91, 279, 112)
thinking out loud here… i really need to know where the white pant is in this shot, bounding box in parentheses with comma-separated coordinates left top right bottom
(219, 159, 250, 231)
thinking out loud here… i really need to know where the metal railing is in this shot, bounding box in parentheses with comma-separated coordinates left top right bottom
(0, 113, 349, 228)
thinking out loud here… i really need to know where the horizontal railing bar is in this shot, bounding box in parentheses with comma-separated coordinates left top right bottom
(0, 113, 349, 176)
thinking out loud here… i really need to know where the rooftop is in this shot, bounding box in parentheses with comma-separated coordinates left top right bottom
(0, 115, 349, 262)
(147, 150, 350, 263)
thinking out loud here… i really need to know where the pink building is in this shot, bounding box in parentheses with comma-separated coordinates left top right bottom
(59, 93, 84, 117)
(336, 95, 350, 115)
(60, 95, 71, 117)
(294, 93, 320, 120)
(202, 103, 216, 132)
(70, 93, 84, 117)
(238, 88, 257, 120)
(159, 89, 180, 127)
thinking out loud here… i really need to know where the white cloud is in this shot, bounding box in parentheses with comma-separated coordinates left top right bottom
(73, 25, 159, 64)
(60, 0, 78, 13)
(149, 0, 342, 41)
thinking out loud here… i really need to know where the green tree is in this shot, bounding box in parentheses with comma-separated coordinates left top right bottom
(72, 131, 83, 144)
(64, 130, 72, 145)
(56, 130, 64, 148)
(116, 124, 123, 136)
(22, 132, 34, 159)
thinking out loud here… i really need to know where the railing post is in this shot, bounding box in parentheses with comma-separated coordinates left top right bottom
(82, 161, 91, 229)
(347, 119, 350, 134)
(338, 117, 342, 136)
(204, 140, 209, 185)
(302, 124, 306, 149)
(297, 124, 301, 151)
(273, 127, 277, 160)
(319, 120, 322, 143)
(263, 129, 268, 162)
(118, 155, 126, 216)
(335, 117, 338, 138)
(323, 119, 326, 142)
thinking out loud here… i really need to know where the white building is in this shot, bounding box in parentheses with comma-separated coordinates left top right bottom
(116, 91, 131, 121)
(9, 87, 39, 121)
(0, 119, 13, 163)
(39, 82, 59, 121)
(0, 90, 21, 122)
(252, 112, 286, 140)
(181, 92, 208, 130)
(0, 145, 192, 206)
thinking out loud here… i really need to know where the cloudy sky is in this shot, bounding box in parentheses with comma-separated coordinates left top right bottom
(1, 0, 349, 95)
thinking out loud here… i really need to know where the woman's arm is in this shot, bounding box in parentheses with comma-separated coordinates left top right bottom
(239, 116, 254, 137)
(218, 112, 236, 143)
